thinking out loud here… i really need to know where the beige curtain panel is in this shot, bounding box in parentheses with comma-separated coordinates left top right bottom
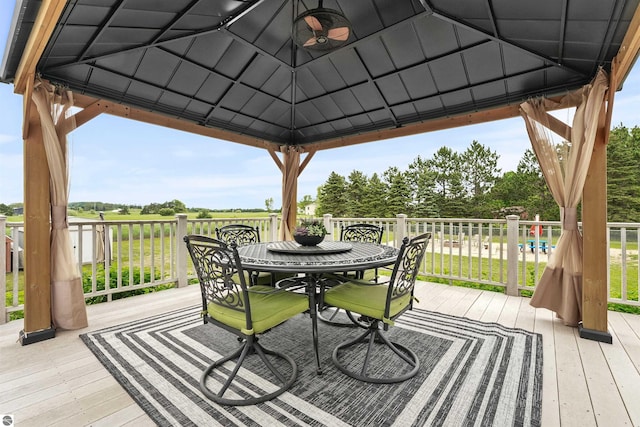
(31, 79, 88, 330)
(520, 69, 608, 326)
(279, 146, 300, 241)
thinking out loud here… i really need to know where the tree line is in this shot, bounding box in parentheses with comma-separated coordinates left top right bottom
(315, 124, 640, 222)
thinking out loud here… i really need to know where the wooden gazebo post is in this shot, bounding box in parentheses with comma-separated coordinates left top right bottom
(11, 0, 67, 344)
(269, 146, 316, 240)
(580, 3, 640, 341)
(20, 77, 55, 344)
(580, 80, 613, 343)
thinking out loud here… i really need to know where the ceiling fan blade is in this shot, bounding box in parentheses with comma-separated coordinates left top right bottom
(327, 27, 349, 41)
(303, 36, 318, 47)
(304, 15, 323, 32)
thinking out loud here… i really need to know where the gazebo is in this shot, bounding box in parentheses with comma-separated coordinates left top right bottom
(1, 0, 639, 345)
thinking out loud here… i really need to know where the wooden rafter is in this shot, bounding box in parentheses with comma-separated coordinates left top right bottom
(613, 2, 640, 89)
(304, 103, 537, 151)
(13, 0, 67, 95)
(298, 149, 316, 175)
(72, 100, 104, 129)
(72, 93, 281, 151)
(22, 73, 34, 138)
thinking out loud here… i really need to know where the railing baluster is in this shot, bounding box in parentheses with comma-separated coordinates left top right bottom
(4, 215, 640, 321)
(129, 224, 134, 288)
(105, 223, 112, 301)
(621, 227, 628, 302)
(116, 224, 123, 289)
(91, 224, 97, 294)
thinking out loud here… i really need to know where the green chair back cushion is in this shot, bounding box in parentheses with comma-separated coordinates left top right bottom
(323, 282, 411, 320)
(208, 285, 309, 334)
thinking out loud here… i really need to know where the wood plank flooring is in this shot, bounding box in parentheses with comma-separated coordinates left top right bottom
(1, 282, 639, 426)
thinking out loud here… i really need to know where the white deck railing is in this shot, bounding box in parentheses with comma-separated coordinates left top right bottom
(2, 213, 639, 322)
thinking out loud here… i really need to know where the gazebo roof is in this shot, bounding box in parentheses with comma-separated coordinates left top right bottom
(2, 0, 640, 150)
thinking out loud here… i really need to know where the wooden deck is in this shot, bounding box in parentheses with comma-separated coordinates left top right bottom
(1, 281, 639, 426)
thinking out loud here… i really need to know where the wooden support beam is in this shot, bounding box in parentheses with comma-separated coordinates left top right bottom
(580, 102, 612, 343)
(298, 149, 316, 175)
(72, 100, 104, 129)
(22, 99, 53, 337)
(541, 111, 572, 141)
(22, 74, 35, 139)
(268, 148, 283, 171)
(13, 0, 67, 95)
(72, 94, 281, 152)
(613, 2, 640, 89)
(303, 98, 573, 152)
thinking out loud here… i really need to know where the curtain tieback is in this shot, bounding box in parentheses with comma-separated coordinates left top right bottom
(561, 207, 578, 231)
(52, 205, 68, 230)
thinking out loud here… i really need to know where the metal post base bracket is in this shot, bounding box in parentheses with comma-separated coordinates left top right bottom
(19, 327, 56, 345)
(578, 322, 613, 344)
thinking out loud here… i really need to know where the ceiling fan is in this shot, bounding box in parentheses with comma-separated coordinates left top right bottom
(292, 0, 351, 51)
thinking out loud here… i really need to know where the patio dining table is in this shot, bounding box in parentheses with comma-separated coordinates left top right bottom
(236, 240, 399, 374)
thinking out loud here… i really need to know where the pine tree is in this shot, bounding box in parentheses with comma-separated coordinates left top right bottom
(461, 141, 501, 217)
(428, 147, 465, 217)
(383, 167, 411, 216)
(316, 172, 348, 216)
(407, 156, 438, 217)
(363, 173, 387, 217)
(346, 170, 369, 217)
(607, 125, 640, 221)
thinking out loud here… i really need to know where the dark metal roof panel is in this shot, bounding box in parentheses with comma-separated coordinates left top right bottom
(1, 0, 638, 145)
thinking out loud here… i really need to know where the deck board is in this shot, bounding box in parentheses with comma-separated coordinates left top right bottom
(576, 331, 632, 426)
(535, 309, 561, 427)
(553, 323, 597, 427)
(604, 312, 640, 425)
(1, 282, 638, 426)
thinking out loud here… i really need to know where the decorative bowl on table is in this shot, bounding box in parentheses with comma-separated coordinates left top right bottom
(293, 234, 324, 246)
(293, 219, 327, 246)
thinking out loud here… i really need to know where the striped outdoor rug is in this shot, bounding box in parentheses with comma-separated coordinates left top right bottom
(81, 305, 543, 426)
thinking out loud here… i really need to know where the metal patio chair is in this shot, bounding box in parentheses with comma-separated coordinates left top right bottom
(323, 232, 431, 383)
(216, 224, 287, 286)
(184, 235, 308, 405)
(318, 223, 384, 326)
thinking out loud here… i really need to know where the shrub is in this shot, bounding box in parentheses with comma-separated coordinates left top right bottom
(158, 208, 175, 216)
(197, 209, 212, 219)
(82, 265, 168, 305)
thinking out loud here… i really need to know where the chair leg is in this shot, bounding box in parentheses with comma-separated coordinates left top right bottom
(332, 322, 420, 384)
(200, 335, 298, 406)
(317, 306, 362, 327)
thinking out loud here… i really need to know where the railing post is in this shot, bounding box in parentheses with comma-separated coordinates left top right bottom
(0, 215, 6, 323)
(323, 214, 333, 241)
(269, 213, 279, 242)
(506, 215, 520, 296)
(176, 214, 188, 288)
(396, 214, 407, 247)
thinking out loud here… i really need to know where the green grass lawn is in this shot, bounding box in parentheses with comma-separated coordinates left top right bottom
(5, 209, 274, 223)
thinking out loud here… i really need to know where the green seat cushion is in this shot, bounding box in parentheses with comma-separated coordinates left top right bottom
(342, 268, 378, 282)
(323, 282, 411, 321)
(208, 285, 309, 334)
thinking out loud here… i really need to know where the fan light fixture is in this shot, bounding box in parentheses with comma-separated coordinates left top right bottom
(292, 1, 351, 51)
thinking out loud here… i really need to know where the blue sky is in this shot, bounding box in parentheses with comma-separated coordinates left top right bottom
(1, 6, 640, 210)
